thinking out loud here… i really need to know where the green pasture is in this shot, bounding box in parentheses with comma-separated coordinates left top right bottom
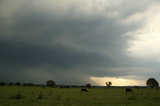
(0, 86, 160, 106)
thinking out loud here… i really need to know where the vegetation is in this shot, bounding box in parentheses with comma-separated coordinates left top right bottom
(0, 81, 5, 86)
(86, 83, 92, 88)
(46, 80, 56, 87)
(106, 81, 112, 87)
(146, 78, 159, 89)
(0, 86, 160, 106)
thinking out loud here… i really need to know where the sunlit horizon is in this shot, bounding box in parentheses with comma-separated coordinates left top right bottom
(90, 77, 146, 86)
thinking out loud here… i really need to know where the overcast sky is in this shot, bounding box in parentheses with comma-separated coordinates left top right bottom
(0, 0, 160, 86)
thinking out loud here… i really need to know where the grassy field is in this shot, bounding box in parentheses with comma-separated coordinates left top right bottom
(0, 86, 160, 106)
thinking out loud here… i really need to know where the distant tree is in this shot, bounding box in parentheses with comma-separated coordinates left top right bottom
(0, 81, 5, 86)
(106, 81, 112, 87)
(46, 80, 56, 87)
(86, 83, 92, 88)
(28, 82, 34, 86)
(146, 78, 159, 89)
(9, 82, 13, 86)
(16, 82, 20, 85)
(23, 83, 28, 86)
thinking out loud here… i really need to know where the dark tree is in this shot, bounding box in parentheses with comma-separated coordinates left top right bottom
(86, 83, 92, 88)
(146, 78, 159, 89)
(27, 82, 34, 86)
(9, 82, 13, 86)
(16, 82, 20, 85)
(106, 81, 112, 87)
(23, 83, 28, 86)
(46, 80, 56, 87)
(0, 81, 5, 86)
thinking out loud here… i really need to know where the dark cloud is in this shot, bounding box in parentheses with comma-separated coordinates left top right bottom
(0, 0, 159, 85)
(0, 39, 118, 66)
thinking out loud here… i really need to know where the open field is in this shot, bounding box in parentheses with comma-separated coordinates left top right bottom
(0, 86, 160, 106)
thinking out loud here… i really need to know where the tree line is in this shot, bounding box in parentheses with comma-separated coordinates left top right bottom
(0, 78, 159, 89)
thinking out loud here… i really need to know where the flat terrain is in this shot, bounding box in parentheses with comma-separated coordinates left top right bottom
(0, 86, 160, 106)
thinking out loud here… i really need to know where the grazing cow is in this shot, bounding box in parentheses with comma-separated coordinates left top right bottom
(126, 88, 133, 93)
(81, 88, 88, 92)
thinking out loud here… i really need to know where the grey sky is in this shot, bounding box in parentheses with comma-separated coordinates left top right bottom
(0, 0, 160, 85)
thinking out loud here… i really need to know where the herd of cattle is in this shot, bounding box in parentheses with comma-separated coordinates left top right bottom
(80, 88, 134, 93)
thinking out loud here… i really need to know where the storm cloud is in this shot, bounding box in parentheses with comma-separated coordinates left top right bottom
(0, 0, 160, 85)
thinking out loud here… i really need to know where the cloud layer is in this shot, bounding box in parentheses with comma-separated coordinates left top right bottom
(0, 0, 160, 85)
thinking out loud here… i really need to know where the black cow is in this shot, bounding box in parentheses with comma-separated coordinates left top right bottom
(81, 88, 88, 92)
(126, 88, 133, 93)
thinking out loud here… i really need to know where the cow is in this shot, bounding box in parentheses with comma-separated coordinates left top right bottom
(81, 88, 88, 92)
(126, 88, 133, 93)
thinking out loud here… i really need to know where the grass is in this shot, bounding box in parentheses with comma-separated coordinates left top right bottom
(0, 86, 160, 106)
